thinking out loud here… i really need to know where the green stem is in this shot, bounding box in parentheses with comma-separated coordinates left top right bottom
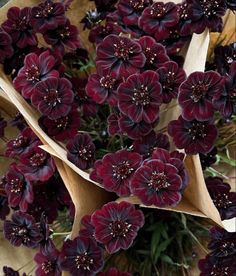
(186, 229, 208, 255)
(53, 231, 71, 236)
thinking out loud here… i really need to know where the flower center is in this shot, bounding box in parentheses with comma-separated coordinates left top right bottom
(188, 122, 207, 140)
(129, 0, 146, 11)
(213, 193, 232, 209)
(211, 265, 229, 276)
(114, 40, 133, 60)
(162, 71, 177, 92)
(75, 252, 94, 271)
(30, 153, 47, 167)
(219, 241, 235, 256)
(36, 2, 54, 18)
(58, 26, 70, 39)
(100, 75, 116, 89)
(78, 146, 93, 160)
(150, 3, 166, 18)
(44, 89, 61, 107)
(9, 177, 24, 194)
(179, 2, 188, 20)
(42, 261, 55, 274)
(190, 83, 209, 102)
(16, 16, 29, 31)
(144, 47, 157, 65)
(132, 85, 150, 106)
(109, 220, 132, 237)
(200, 0, 220, 18)
(12, 136, 28, 148)
(56, 116, 69, 130)
(25, 65, 40, 82)
(148, 171, 170, 191)
(112, 161, 134, 180)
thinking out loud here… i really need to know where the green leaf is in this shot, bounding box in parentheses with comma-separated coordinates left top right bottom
(161, 255, 189, 269)
(153, 238, 173, 264)
(181, 214, 187, 229)
(218, 153, 236, 166)
(151, 227, 162, 258)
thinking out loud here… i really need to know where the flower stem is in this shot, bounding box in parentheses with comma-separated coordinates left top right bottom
(53, 231, 71, 236)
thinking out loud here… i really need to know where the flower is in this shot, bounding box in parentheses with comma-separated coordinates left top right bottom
(132, 130, 170, 158)
(130, 159, 183, 206)
(206, 177, 236, 221)
(98, 267, 131, 276)
(34, 243, 61, 276)
(139, 2, 179, 41)
(138, 36, 169, 69)
(107, 113, 121, 136)
(38, 213, 54, 255)
(91, 201, 144, 253)
(0, 117, 7, 139)
(168, 116, 218, 154)
(5, 163, 34, 212)
(157, 61, 186, 104)
(17, 143, 56, 182)
(199, 147, 217, 170)
(66, 133, 95, 170)
(4, 211, 42, 248)
(0, 196, 10, 220)
(31, 0, 66, 33)
(5, 127, 38, 158)
(118, 71, 162, 123)
(0, 28, 13, 63)
(13, 50, 59, 99)
(96, 34, 146, 78)
(214, 44, 236, 75)
(80, 8, 104, 30)
(79, 215, 95, 239)
(60, 236, 104, 276)
(2, 266, 20, 276)
(226, 0, 236, 11)
(1, 7, 37, 48)
(208, 226, 236, 258)
(10, 112, 27, 131)
(31, 77, 74, 120)
(178, 71, 223, 121)
(86, 73, 120, 105)
(92, 149, 142, 196)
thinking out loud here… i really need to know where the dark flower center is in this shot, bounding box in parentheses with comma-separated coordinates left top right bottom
(188, 122, 207, 140)
(44, 89, 62, 107)
(213, 193, 232, 209)
(100, 75, 116, 89)
(25, 65, 40, 82)
(229, 87, 236, 102)
(179, 2, 188, 20)
(112, 161, 134, 179)
(56, 116, 69, 130)
(150, 3, 166, 18)
(42, 260, 55, 274)
(78, 145, 93, 160)
(132, 85, 150, 106)
(109, 220, 132, 237)
(114, 40, 133, 60)
(9, 177, 24, 194)
(36, 3, 54, 18)
(129, 0, 146, 11)
(11, 226, 30, 244)
(30, 152, 47, 167)
(148, 171, 170, 191)
(162, 72, 177, 92)
(75, 252, 94, 271)
(190, 82, 209, 102)
(219, 241, 235, 256)
(15, 17, 29, 31)
(12, 136, 28, 148)
(58, 26, 70, 39)
(211, 265, 229, 276)
(200, 0, 220, 18)
(144, 47, 157, 64)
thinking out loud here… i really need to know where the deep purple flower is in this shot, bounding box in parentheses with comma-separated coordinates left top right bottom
(206, 177, 236, 221)
(138, 36, 169, 69)
(177, 1, 193, 37)
(0, 117, 7, 138)
(10, 112, 27, 131)
(34, 243, 61, 276)
(13, 50, 59, 99)
(39, 108, 80, 141)
(107, 113, 121, 136)
(208, 226, 236, 258)
(60, 236, 104, 276)
(80, 8, 104, 30)
(93, 0, 118, 12)
(214, 44, 236, 75)
(0, 28, 13, 63)
(86, 73, 119, 105)
(17, 143, 56, 182)
(178, 71, 223, 121)
(79, 215, 95, 239)
(31, 0, 66, 33)
(168, 115, 218, 154)
(131, 159, 183, 206)
(199, 147, 217, 170)
(38, 213, 54, 255)
(91, 201, 144, 254)
(2, 7, 37, 48)
(4, 211, 42, 248)
(31, 77, 74, 120)
(5, 163, 34, 212)
(66, 133, 95, 170)
(0, 196, 10, 220)
(98, 268, 131, 276)
(96, 34, 146, 78)
(2, 267, 20, 276)
(132, 130, 170, 158)
(213, 62, 236, 118)
(139, 2, 179, 41)
(5, 127, 38, 158)
(157, 61, 186, 104)
(118, 71, 162, 123)
(93, 149, 142, 196)
(187, 0, 227, 34)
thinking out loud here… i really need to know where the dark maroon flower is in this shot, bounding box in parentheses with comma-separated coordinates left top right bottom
(4, 211, 42, 248)
(10, 112, 27, 131)
(0, 196, 10, 220)
(17, 143, 56, 182)
(1, 7, 37, 48)
(96, 34, 146, 78)
(206, 177, 236, 221)
(138, 36, 169, 69)
(98, 268, 131, 276)
(79, 215, 95, 239)
(139, 2, 179, 41)
(213, 62, 236, 118)
(31, 77, 74, 120)
(86, 73, 119, 105)
(2, 267, 20, 276)
(157, 61, 186, 104)
(5, 127, 38, 158)
(178, 71, 223, 121)
(43, 20, 81, 55)
(39, 108, 80, 141)
(0, 117, 7, 139)
(131, 159, 183, 206)
(91, 201, 144, 253)
(226, 0, 236, 11)
(118, 71, 162, 123)
(199, 147, 217, 170)
(60, 236, 104, 276)
(38, 213, 54, 255)
(132, 130, 170, 158)
(177, 1, 193, 37)
(80, 8, 104, 30)
(168, 116, 218, 154)
(66, 133, 95, 170)
(13, 50, 59, 99)
(107, 113, 121, 136)
(0, 28, 13, 63)
(208, 226, 236, 258)
(34, 243, 61, 276)
(214, 44, 236, 75)
(31, 0, 66, 33)
(187, 0, 227, 34)
(93, 149, 142, 196)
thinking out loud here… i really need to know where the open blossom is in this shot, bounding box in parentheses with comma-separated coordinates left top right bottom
(199, 147, 217, 170)
(0, 28, 13, 63)
(214, 44, 236, 75)
(118, 71, 162, 123)
(91, 201, 144, 254)
(107, 113, 121, 136)
(13, 50, 59, 99)
(96, 34, 146, 78)
(79, 215, 95, 239)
